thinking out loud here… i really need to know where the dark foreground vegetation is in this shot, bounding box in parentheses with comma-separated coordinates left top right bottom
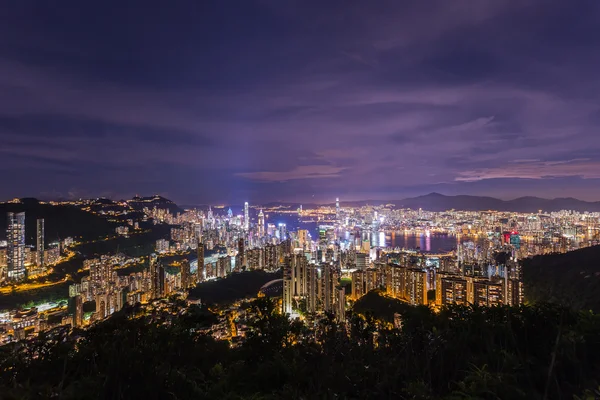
(523, 245, 600, 312)
(1, 297, 598, 399)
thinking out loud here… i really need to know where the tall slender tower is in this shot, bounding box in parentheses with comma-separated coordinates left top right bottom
(7, 212, 26, 282)
(258, 209, 265, 238)
(244, 202, 249, 231)
(335, 198, 340, 222)
(282, 255, 294, 315)
(150, 253, 159, 298)
(180, 260, 191, 289)
(36, 218, 44, 268)
(197, 241, 205, 282)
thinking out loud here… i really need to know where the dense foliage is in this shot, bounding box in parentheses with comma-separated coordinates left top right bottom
(1, 297, 598, 399)
(523, 245, 600, 312)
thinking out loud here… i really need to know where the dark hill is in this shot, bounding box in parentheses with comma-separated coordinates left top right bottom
(0, 200, 116, 243)
(523, 245, 600, 312)
(352, 289, 414, 322)
(188, 269, 282, 305)
(394, 193, 600, 212)
(127, 195, 182, 213)
(260, 193, 600, 212)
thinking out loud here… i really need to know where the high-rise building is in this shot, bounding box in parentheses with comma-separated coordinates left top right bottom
(7, 212, 26, 282)
(244, 202, 249, 231)
(70, 295, 83, 327)
(356, 253, 368, 270)
(335, 197, 340, 221)
(351, 269, 366, 300)
(157, 265, 166, 298)
(470, 279, 503, 306)
(435, 274, 467, 306)
(237, 238, 245, 269)
(297, 230, 309, 248)
(407, 268, 428, 306)
(258, 209, 265, 237)
(307, 263, 318, 313)
(335, 286, 345, 322)
(291, 254, 308, 297)
(197, 242, 205, 282)
(150, 254, 159, 298)
(36, 218, 44, 268)
(155, 239, 169, 253)
(180, 260, 191, 289)
(283, 256, 294, 315)
(321, 263, 334, 312)
(278, 223, 287, 241)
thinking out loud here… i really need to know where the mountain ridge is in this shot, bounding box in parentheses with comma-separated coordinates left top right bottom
(258, 193, 600, 212)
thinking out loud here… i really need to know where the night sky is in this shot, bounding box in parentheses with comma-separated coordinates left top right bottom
(1, 1, 600, 204)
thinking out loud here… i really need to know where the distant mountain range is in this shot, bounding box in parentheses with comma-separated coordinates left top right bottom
(261, 193, 600, 213)
(391, 193, 600, 213)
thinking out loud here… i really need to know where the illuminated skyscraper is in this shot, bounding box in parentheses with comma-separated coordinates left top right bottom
(283, 255, 294, 315)
(307, 263, 318, 313)
(244, 202, 249, 231)
(36, 218, 44, 268)
(7, 212, 26, 282)
(258, 209, 265, 237)
(70, 295, 84, 327)
(291, 254, 308, 297)
(278, 223, 287, 241)
(197, 242, 205, 282)
(180, 260, 191, 289)
(336, 197, 340, 221)
(237, 238, 245, 269)
(335, 286, 345, 322)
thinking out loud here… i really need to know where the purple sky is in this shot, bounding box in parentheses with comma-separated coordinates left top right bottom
(1, 1, 600, 204)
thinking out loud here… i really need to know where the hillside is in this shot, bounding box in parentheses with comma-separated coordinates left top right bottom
(260, 193, 600, 212)
(1, 297, 598, 399)
(394, 193, 600, 212)
(188, 270, 282, 304)
(352, 289, 414, 322)
(127, 195, 182, 213)
(0, 199, 116, 243)
(523, 245, 600, 312)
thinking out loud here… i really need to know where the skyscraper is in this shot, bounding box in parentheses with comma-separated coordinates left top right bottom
(237, 237, 245, 270)
(307, 263, 318, 313)
(335, 286, 345, 322)
(283, 255, 294, 315)
(258, 209, 265, 237)
(180, 260, 191, 289)
(7, 212, 26, 282)
(336, 197, 340, 221)
(244, 202, 249, 231)
(71, 295, 83, 327)
(36, 218, 44, 268)
(278, 223, 287, 241)
(150, 253, 159, 298)
(197, 241, 205, 282)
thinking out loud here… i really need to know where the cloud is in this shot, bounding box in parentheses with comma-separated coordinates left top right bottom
(236, 165, 346, 182)
(1, 1, 600, 202)
(456, 159, 600, 182)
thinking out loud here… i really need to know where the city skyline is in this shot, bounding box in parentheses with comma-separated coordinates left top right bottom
(2, 2, 600, 204)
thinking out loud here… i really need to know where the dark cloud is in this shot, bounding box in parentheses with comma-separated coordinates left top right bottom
(0, 0, 600, 203)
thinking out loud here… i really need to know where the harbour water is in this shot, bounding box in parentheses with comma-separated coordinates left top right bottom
(267, 212, 474, 253)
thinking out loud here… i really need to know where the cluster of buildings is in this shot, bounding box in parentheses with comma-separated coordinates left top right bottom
(67, 253, 198, 327)
(0, 212, 60, 283)
(3, 195, 599, 344)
